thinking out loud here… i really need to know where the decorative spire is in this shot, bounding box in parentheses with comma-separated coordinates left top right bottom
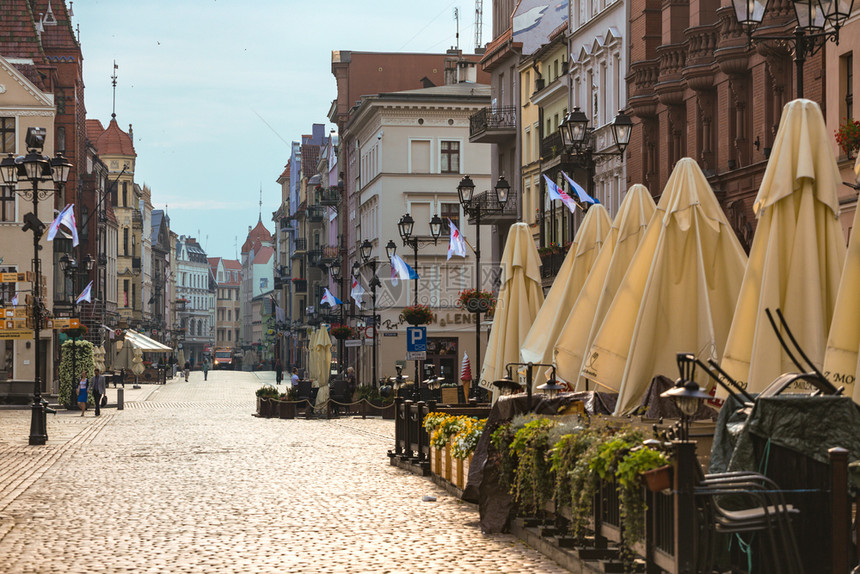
(111, 61, 118, 119)
(258, 184, 262, 223)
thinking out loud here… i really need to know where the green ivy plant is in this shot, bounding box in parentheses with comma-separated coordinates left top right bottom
(549, 427, 605, 526)
(615, 446, 669, 547)
(59, 339, 95, 408)
(490, 422, 517, 491)
(509, 418, 558, 515)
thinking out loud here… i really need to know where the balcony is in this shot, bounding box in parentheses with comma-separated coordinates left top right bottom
(465, 188, 519, 225)
(469, 106, 517, 144)
(291, 278, 307, 293)
(307, 248, 324, 267)
(316, 187, 341, 207)
(290, 238, 307, 259)
(307, 205, 325, 223)
(540, 131, 564, 163)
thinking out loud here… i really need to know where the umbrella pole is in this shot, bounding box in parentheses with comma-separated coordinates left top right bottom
(474, 209, 481, 400)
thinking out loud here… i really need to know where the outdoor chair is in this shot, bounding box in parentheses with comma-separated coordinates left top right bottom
(695, 470, 803, 574)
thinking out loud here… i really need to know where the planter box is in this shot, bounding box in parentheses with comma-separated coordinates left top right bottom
(462, 453, 473, 488)
(381, 402, 395, 419)
(279, 401, 296, 419)
(440, 443, 453, 482)
(642, 465, 672, 492)
(441, 387, 460, 405)
(430, 446, 441, 475)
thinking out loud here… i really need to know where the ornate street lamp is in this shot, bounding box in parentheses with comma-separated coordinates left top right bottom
(1, 127, 72, 445)
(730, 0, 854, 97)
(397, 213, 414, 242)
(660, 353, 712, 441)
(385, 239, 397, 261)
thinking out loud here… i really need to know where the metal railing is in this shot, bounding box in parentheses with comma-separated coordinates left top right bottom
(469, 106, 517, 138)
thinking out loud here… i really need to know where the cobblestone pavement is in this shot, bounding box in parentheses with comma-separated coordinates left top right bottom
(0, 370, 567, 573)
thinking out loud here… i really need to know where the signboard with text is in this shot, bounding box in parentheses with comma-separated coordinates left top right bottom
(0, 329, 32, 340)
(406, 327, 427, 361)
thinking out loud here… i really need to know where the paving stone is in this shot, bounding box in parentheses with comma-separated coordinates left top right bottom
(0, 370, 568, 572)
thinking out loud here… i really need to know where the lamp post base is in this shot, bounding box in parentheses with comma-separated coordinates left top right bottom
(28, 398, 47, 445)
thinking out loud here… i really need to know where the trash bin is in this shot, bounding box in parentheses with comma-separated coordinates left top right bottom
(117, 387, 124, 410)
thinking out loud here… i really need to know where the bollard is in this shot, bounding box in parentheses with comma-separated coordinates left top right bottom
(117, 387, 124, 410)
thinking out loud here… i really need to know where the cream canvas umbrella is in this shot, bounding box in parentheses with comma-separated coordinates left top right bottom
(824, 203, 860, 399)
(310, 326, 333, 411)
(520, 203, 611, 383)
(822, 154, 860, 399)
(722, 99, 846, 394)
(585, 158, 747, 413)
(479, 222, 544, 399)
(554, 184, 656, 389)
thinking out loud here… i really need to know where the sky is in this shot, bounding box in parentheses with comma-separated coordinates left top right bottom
(73, 0, 492, 259)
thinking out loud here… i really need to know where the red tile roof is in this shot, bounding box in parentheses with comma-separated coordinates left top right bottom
(86, 119, 104, 143)
(36, 0, 79, 53)
(223, 259, 242, 270)
(241, 220, 272, 253)
(251, 246, 274, 265)
(0, 1, 45, 63)
(96, 118, 136, 157)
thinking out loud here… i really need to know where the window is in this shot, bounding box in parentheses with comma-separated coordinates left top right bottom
(0, 185, 15, 222)
(260, 277, 268, 290)
(844, 52, 854, 121)
(227, 330, 232, 342)
(132, 284, 136, 309)
(441, 202, 460, 235)
(410, 140, 431, 173)
(0, 118, 14, 153)
(123, 228, 129, 255)
(227, 309, 231, 321)
(122, 182, 128, 207)
(440, 141, 460, 173)
(57, 127, 66, 153)
(123, 279, 129, 307)
(1, 340, 13, 381)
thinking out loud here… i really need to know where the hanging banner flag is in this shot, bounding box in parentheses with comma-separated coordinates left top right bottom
(447, 218, 467, 261)
(543, 175, 578, 213)
(390, 253, 419, 281)
(76, 280, 93, 304)
(350, 277, 365, 309)
(562, 171, 600, 206)
(46, 204, 79, 247)
(320, 287, 343, 307)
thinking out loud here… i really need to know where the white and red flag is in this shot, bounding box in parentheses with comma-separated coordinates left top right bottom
(447, 218, 467, 261)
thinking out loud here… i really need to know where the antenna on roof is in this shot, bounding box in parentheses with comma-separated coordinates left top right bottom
(475, 0, 483, 50)
(454, 7, 459, 50)
(259, 184, 263, 223)
(111, 61, 118, 119)
(235, 236, 238, 260)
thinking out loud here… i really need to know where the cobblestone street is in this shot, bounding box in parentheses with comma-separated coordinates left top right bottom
(0, 371, 566, 573)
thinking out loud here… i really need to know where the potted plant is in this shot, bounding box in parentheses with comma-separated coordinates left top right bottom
(457, 288, 496, 314)
(277, 391, 296, 419)
(401, 304, 434, 326)
(330, 324, 355, 340)
(255, 386, 279, 417)
(62, 324, 88, 339)
(450, 417, 486, 489)
(836, 119, 860, 157)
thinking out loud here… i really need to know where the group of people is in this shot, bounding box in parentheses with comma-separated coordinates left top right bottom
(274, 360, 355, 390)
(76, 368, 107, 417)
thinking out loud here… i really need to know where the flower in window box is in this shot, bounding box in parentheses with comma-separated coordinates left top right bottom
(835, 119, 860, 157)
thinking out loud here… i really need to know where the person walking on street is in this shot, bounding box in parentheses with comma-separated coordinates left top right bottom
(91, 368, 107, 417)
(290, 367, 299, 387)
(184, 361, 190, 382)
(275, 359, 283, 385)
(202, 359, 209, 381)
(77, 370, 89, 416)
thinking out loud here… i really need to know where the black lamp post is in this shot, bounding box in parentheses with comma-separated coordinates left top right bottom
(329, 258, 345, 374)
(457, 175, 510, 397)
(397, 212, 443, 396)
(558, 108, 632, 208)
(358, 239, 381, 387)
(660, 353, 712, 441)
(59, 253, 94, 408)
(731, 0, 853, 98)
(0, 127, 72, 445)
(492, 361, 561, 410)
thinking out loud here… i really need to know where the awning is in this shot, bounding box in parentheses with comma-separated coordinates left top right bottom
(124, 329, 172, 352)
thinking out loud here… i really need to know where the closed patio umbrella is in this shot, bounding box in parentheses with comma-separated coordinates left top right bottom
(584, 158, 747, 413)
(554, 184, 656, 389)
(479, 223, 544, 399)
(310, 326, 333, 411)
(722, 99, 846, 394)
(520, 203, 611, 383)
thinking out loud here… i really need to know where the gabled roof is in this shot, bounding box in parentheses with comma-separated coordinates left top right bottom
(96, 118, 136, 157)
(223, 259, 242, 270)
(0, 1, 45, 64)
(251, 246, 274, 265)
(86, 119, 105, 143)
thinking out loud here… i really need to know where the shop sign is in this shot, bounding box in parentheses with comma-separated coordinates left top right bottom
(0, 329, 31, 340)
(344, 340, 362, 347)
(382, 332, 398, 337)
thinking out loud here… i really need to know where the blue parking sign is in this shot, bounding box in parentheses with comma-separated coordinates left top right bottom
(406, 326, 427, 353)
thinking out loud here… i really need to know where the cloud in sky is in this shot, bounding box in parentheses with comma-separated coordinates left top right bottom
(75, 0, 490, 258)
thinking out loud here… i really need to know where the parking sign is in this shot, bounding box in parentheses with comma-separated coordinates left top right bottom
(406, 326, 427, 360)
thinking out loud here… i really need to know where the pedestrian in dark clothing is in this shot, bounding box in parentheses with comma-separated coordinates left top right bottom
(118, 368, 126, 388)
(202, 359, 209, 381)
(275, 360, 283, 384)
(91, 368, 107, 416)
(184, 361, 190, 382)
